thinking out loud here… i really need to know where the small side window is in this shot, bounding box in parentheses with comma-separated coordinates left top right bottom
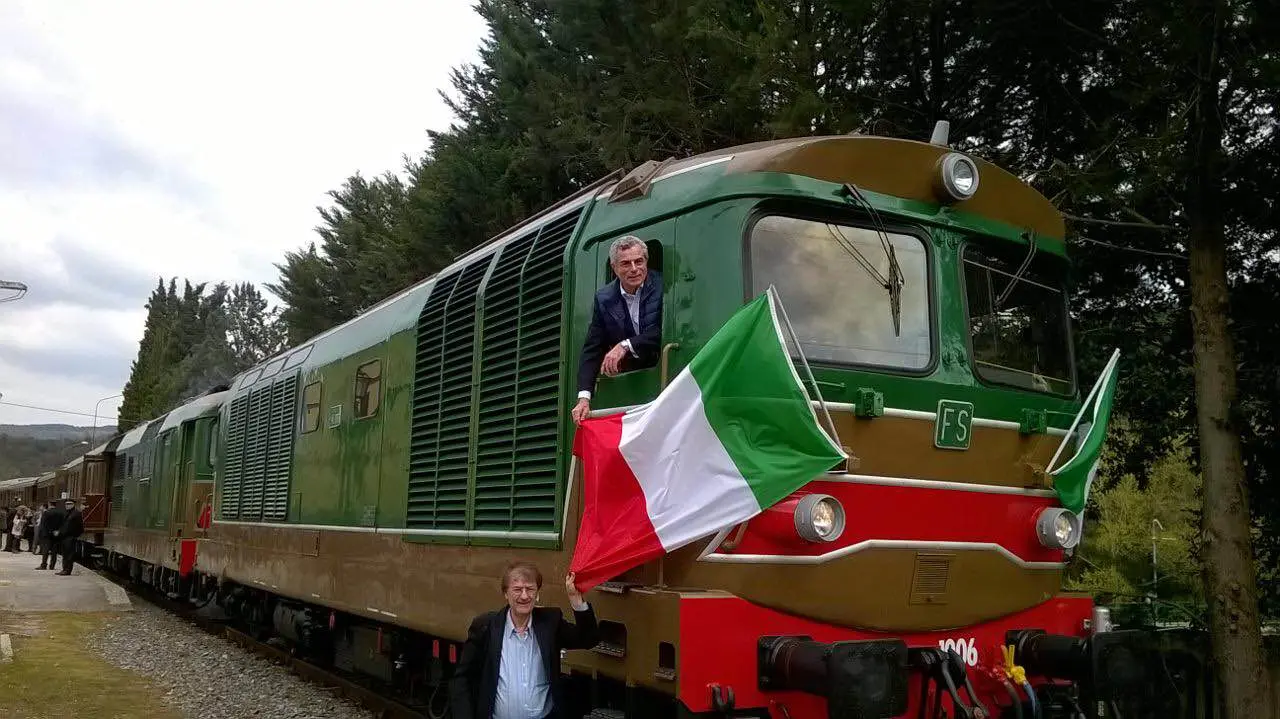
(354, 360, 382, 419)
(302, 382, 323, 433)
(208, 418, 220, 468)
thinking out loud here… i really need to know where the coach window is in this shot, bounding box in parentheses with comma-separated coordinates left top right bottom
(749, 214, 932, 371)
(354, 361, 381, 419)
(302, 381, 323, 432)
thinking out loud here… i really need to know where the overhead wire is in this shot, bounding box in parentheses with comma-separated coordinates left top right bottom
(0, 399, 123, 424)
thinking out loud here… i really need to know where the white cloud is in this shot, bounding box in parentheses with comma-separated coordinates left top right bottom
(0, 0, 488, 428)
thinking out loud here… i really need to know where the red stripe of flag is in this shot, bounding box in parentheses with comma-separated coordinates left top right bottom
(570, 413, 665, 592)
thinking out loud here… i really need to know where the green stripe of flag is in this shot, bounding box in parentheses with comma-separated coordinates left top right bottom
(1051, 349, 1121, 513)
(687, 291, 847, 509)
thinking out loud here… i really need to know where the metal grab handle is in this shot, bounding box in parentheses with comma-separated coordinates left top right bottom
(659, 342, 680, 388)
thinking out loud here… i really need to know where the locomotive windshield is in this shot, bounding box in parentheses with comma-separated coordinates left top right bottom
(962, 240, 1074, 395)
(749, 214, 931, 370)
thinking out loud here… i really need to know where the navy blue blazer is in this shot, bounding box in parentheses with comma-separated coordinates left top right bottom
(577, 270, 663, 395)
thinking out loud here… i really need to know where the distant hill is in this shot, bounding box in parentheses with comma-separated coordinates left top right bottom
(0, 435, 98, 481)
(0, 424, 118, 442)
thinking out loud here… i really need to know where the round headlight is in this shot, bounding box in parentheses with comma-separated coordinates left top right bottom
(794, 494, 845, 543)
(935, 152, 980, 202)
(1035, 508, 1081, 550)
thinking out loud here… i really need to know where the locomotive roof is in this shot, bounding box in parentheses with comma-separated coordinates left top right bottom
(97, 433, 125, 455)
(116, 419, 152, 453)
(685, 135, 1066, 241)
(158, 390, 228, 433)
(226, 133, 1064, 388)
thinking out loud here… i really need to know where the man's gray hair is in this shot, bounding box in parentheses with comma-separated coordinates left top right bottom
(608, 235, 649, 263)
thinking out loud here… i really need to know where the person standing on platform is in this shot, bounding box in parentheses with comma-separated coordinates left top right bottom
(55, 500, 84, 576)
(37, 501, 66, 571)
(30, 504, 44, 554)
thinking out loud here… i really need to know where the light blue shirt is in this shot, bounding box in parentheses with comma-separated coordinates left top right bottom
(493, 610, 551, 719)
(619, 283, 640, 357)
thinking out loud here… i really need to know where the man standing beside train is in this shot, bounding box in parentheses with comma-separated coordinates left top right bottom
(36, 501, 64, 571)
(54, 499, 83, 576)
(449, 563, 598, 719)
(570, 235, 662, 425)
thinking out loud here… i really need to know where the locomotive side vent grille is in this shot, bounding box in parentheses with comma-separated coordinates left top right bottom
(909, 552, 954, 605)
(473, 227, 541, 531)
(430, 259, 491, 529)
(407, 270, 461, 528)
(239, 386, 272, 521)
(472, 207, 580, 534)
(111, 453, 127, 527)
(263, 373, 298, 521)
(219, 393, 251, 520)
(406, 206, 581, 537)
(407, 255, 498, 531)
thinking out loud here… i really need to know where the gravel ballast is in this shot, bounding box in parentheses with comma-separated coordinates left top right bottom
(85, 598, 381, 719)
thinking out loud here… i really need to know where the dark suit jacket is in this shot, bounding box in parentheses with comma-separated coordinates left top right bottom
(39, 507, 65, 540)
(60, 509, 84, 540)
(577, 270, 663, 395)
(449, 603, 599, 719)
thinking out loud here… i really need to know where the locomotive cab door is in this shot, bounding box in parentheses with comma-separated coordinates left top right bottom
(168, 422, 198, 539)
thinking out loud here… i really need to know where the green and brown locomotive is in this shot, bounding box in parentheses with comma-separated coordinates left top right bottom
(53, 126, 1177, 718)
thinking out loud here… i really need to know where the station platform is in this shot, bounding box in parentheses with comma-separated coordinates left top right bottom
(0, 547, 131, 612)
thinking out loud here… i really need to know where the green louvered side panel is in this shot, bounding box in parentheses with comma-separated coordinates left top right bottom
(472, 208, 581, 532)
(407, 272, 460, 527)
(472, 228, 541, 529)
(239, 386, 272, 521)
(263, 374, 298, 521)
(432, 259, 492, 527)
(110, 454, 126, 527)
(219, 393, 250, 519)
(406, 254, 496, 530)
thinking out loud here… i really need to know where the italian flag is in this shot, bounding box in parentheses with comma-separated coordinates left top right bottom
(569, 289, 847, 592)
(1049, 348, 1121, 514)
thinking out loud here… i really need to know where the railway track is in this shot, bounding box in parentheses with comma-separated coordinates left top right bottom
(93, 567, 441, 719)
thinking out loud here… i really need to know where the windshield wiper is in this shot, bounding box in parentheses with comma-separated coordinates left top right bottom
(994, 231, 1038, 310)
(836, 183, 904, 336)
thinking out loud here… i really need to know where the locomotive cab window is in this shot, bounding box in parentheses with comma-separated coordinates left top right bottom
(302, 381, 323, 432)
(749, 215, 931, 370)
(354, 361, 381, 419)
(962, 241, 1074, 395)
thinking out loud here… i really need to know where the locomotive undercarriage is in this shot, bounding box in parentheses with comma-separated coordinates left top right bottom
(755, 629, 1207, 719)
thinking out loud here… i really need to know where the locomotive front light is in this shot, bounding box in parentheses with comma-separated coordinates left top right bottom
(794, 494, 845, 543)
(1035, 507, 1082, 550)
(935, 152, 980, 202)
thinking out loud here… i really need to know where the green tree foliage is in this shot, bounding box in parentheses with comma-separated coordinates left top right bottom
(1070, 419, 1204, 618)
(118, 279, 285, 432)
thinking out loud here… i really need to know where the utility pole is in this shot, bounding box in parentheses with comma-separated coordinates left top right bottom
(0, 280, 27, 303)
(1151, 518, 1164, 625)
(90, 394, 123, 444)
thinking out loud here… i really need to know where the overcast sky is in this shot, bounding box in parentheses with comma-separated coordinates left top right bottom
(0, 1, 487, 430)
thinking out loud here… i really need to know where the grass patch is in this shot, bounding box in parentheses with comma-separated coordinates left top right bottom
(0, 612, 181, 719)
